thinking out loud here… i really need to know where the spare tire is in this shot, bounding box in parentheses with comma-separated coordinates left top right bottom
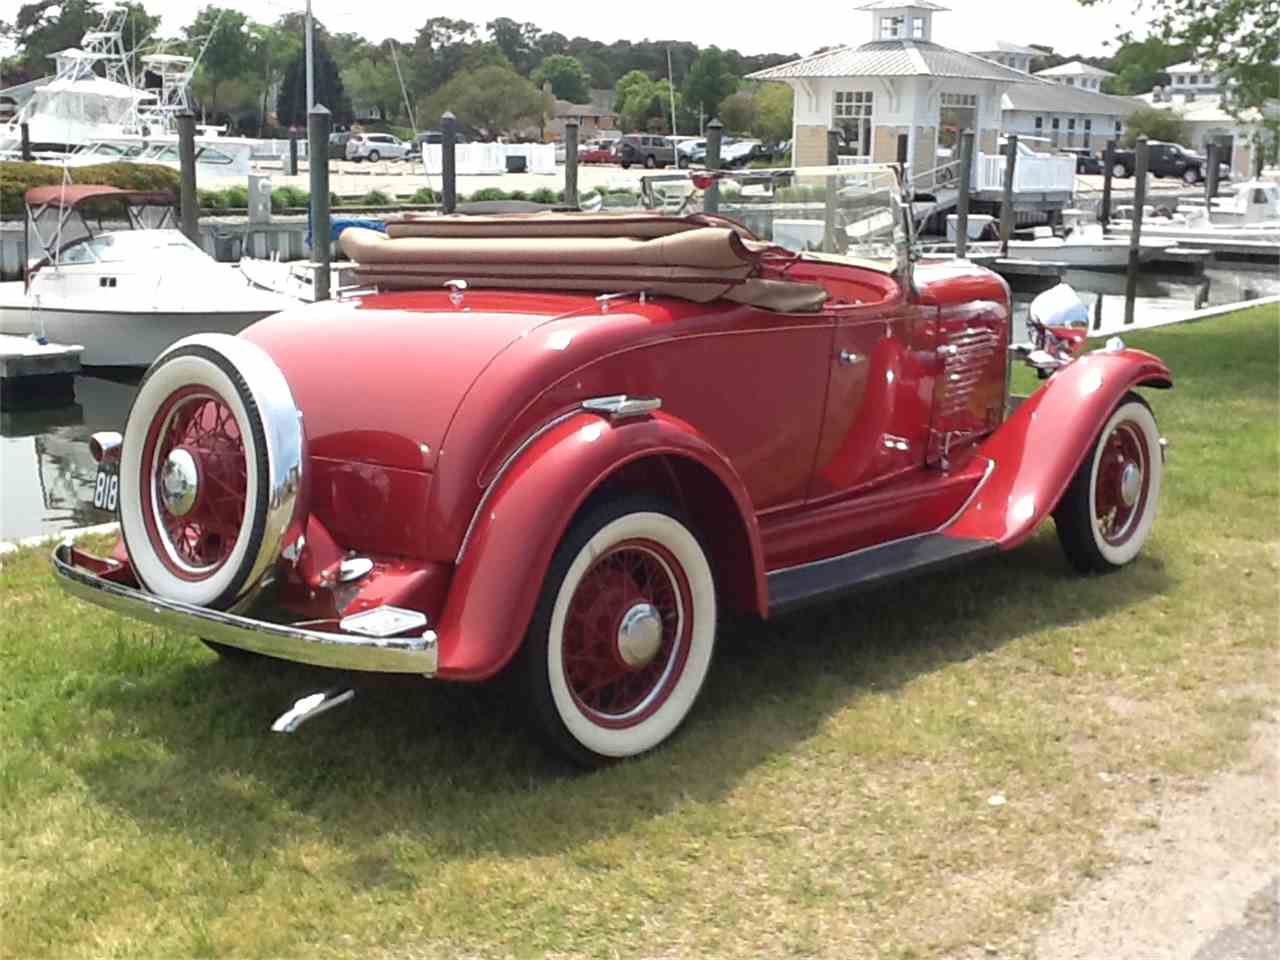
(119, 334, 305, 610)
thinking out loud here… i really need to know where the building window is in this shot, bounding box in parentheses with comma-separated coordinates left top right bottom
(1174, 75, 1184, 85)
(1083, 118, 1092, 147)
(1115, 120, 1123, 136)
(880, 15, 904, 39)
(911, 16, 926, 38)
(939, 93, 978, 152)
(1190, 74, 1200, 85)
(833, 90, 874, 156)
(1065, 77, 1075, 86)
(1051, 116, 1061, 145)
(1067, 118, 1076, 131)
(1034, 116, 1044, 132)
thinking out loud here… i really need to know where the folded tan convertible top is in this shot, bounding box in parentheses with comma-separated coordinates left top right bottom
(340, 223, 829, 311)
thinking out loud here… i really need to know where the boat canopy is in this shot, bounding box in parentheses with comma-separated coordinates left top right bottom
(25, 184, 176, 210)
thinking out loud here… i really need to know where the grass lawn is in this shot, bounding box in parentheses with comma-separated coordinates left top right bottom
(1, 304, 1276, 959)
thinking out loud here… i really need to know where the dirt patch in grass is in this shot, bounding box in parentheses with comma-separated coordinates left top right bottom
(0, 306, 1276, 959)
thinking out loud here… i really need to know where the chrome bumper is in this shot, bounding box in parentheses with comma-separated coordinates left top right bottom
(51, 544, 438, 675)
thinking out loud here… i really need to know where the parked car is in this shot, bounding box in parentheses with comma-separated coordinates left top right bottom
(1063, 147, 1104, 175)
(578, 139, 616, 164)
(345, 132, 410, 162)
(410, 130, 471, 151)
(614, 133, 676, 169)
(1109, 140, 1229, 183)
(328, 131, 352, 153)
(676, 138, 706, 167)
(55, 166, 1171, 768)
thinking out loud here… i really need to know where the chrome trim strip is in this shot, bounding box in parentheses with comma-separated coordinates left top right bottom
(767, 457, 996, 579)
(52, 545, 437, 675)
(581, 395, 663, 420)
(454, 410, 581, 566)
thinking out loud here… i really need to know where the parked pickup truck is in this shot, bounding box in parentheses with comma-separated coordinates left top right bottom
(1109, 140, 1229, 184)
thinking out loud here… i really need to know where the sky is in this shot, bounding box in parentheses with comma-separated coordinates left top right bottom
(110, 0, 1157, 60)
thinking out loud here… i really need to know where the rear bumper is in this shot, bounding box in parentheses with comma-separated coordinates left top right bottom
(51, 544, 438, 675)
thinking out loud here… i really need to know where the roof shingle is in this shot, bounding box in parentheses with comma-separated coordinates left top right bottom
(747, 40, 1033, 82)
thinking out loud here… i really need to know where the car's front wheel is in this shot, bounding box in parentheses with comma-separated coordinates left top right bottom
(1054, 393, 1163, 573)
(1182, 166, 1201, 184)
(1112, 162, 1128, 178)
(644, 154, 657, 169)
(521, 496, 717, 767)
(367, 149, 380, 163)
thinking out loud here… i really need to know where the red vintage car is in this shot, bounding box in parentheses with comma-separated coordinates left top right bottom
(578, 140, 617, 164)
(54, 167, 1170, 766)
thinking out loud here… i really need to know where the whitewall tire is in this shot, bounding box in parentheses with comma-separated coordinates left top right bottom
(522, 496, 717, 766)
(1054, 393, 1163, 573)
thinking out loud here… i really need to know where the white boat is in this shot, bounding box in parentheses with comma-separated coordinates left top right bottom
(1006, 224, 1180, 270)
(0, 185, 298, 366)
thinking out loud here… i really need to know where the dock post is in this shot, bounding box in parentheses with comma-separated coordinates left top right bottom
(955, 129, 975, 260)
(823, 129, 841, 253)
(704, 119, 723, 214)
(1255, 142, 1265, 178)
(441, 111, 457, 214)
(20, 122, 31, 162)
(1205, 142, 1220, 200)
(307, 104, 332, 302)
(176, 111, 200, 245)
(1101, 139, 1116, 227)
(564, 119, 579, 208)
(999, 134, 1018, 257)
(1124, 136, 1149, 327)
(288, 132, 299, 177)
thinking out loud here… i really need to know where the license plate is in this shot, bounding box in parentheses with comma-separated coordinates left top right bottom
(92, 460, 119, 513)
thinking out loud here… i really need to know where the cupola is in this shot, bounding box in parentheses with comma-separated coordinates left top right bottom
(856, 1, 949, 43)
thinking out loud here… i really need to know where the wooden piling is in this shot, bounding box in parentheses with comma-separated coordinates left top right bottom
(564, 119, 579, 209)
(441, 111, 457, 214)
(1101, 139, 1116, 227)
(1124, 136, 1149, 327)
(704, 119, 723, 214)
(999, 134, 1018, 257)
(824, 130, 841, 254)
(1205, 142, 1220, 200)
(288, 132, 299, 177)
(307, 104, 332, 302)
(20, 122, 31, 162)
(176, 111, 199, 245)
(955, 129, 975, 260)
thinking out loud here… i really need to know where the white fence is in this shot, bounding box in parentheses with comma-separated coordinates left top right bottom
(421, 142, 557, 176)
(974, 152, 1075, 193)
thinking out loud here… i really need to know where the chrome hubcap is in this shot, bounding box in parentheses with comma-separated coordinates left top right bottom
(1120, 461, 1142, 508)
(160, 447, 199, 517)
(616, 602, 663, 668)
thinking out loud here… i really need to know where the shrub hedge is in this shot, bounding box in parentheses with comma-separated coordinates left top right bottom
(0, 161, 181, 216)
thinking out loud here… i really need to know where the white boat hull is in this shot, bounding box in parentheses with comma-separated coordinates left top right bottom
(1004, 237, 1177, 270)
(0, 286, 282, 365)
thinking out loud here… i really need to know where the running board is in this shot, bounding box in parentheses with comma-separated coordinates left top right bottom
(766, 533, 997, 616)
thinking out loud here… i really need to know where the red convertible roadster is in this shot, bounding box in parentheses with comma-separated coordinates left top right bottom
(55, 167, 1170, 765)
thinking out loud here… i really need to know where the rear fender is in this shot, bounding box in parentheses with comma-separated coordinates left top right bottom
(946, 347, 1171, 547)
(433, 410, 765, 681)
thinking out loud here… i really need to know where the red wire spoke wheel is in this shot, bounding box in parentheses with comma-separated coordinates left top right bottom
(119, 336, 304, 610)
(1054, 392, 1163, 573)
(524, 497, 717, 766)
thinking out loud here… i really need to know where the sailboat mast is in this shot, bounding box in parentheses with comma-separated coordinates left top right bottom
(305, 0, 315, 110)
(667, 47, 677, 136)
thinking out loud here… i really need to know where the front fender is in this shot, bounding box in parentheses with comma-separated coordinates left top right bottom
(946, 347, 1171, 548)
(432, 410, 765, 681)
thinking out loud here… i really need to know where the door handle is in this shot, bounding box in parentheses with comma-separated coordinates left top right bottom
(838, 350, 861, 366)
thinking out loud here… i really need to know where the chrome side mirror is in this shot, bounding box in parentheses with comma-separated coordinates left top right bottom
(1029, 282, 1088, 329)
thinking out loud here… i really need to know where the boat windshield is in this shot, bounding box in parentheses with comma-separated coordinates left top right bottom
(628, 164, 911, 271)
(57, 230, 209, 266)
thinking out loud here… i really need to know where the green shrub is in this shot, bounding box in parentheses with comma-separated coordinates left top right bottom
(271, 185, 309, 211)
(0, 160, 180, 216)
(198, 188, 226, 211)
(222, 185, 249, 208)
(361, 189, 392, 206)
(529, 188, 558, 205)
(410, 187, 436, 204)
(466, 187, 508, 202)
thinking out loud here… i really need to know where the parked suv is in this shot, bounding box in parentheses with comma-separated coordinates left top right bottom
(345, 133, 410, 163)
(614, 134, 675, 169)
(1109, 140, 1228, 184)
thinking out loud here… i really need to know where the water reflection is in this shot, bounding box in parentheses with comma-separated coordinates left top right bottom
(1, 372, 139, 542)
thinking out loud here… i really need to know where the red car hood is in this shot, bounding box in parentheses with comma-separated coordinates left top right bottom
(241, 290, 599, 473)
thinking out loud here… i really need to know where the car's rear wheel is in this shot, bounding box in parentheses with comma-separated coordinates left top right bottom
(1054, 393, 1162, 573)
(521, 496, 717, 767)
(644, 155, 656, 169)
(620, 161, 631, 170)
(1112, 162, 1128, 178)
(119, 336, 304, 610)
(678, 156, 690, 168)
(367, 149, 380, 163)
(1182, 166, 1200, 184)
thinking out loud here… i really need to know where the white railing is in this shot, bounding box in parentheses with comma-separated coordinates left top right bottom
(837, 155, 875, 167)
(974, 152, 1075, 193)
(421, 142, 557, 175)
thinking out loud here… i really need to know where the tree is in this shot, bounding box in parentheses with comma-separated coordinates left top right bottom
(1080, 0, 1279, 112)
(1122, 105, 1190, 146)
(184, 6, 253, 117)
(276, 30, 351, 127)
(531, 54, 590, 103)
(10, 0, 99, 80)
(1102, 37, 1190, 94)
(718, 90, 755, 134)
(683, 48, 738, 121)
(486, 17, 540, 74)
(344, 57, 402, 123)
(753, 82, 794, 143)
(421, 64, 543, 139)
(248, 21, 299, 134)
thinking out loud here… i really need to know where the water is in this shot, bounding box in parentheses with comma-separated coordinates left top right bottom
(1, 263, 1276, 544)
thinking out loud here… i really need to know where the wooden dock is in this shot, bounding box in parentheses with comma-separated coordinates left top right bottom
(0, 334, 82, 405)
